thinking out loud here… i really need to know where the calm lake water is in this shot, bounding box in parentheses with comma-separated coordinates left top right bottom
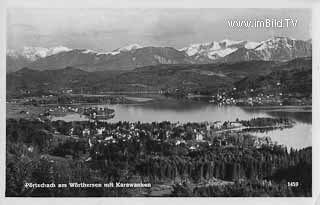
(51, 98, 312, 149)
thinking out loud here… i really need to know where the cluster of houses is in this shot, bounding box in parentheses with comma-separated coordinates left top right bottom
(209, 84, 285, 106)
(210, 93, 237, 105)
(254, 136, 278, 148)
(61, 119, 274, 153)
(238, 94, 282, 106)
(83, 107, 115, 120)
(55, 105, 79, 113)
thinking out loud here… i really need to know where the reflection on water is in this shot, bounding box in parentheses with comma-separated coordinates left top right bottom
(51, 99, 311, 149)
(241, 106, 312, 124)
(51, 113, 89, 121)
(267, 111, 311, 124)
(107, 103, 269, 123)
(248, 123, 311, 150)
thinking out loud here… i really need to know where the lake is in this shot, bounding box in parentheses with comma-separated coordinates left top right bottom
(51, 98, 312, 149)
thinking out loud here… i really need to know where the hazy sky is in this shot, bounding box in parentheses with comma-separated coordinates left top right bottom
(7, 8, 311, 51)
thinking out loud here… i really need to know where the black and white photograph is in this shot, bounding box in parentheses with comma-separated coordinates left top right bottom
(4, 6, 315, 198)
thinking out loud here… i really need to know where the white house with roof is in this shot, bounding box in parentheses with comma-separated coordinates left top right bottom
(82, 128, 90, 136)
(97, 127, 105, 135)
(196, 133, 204, 141)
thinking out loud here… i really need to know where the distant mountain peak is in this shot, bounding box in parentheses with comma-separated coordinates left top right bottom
(255, 36, 296, 51)
(220, 39, 245, 47)
(116, 43, 142, 51)
(7, 46, 71, 61)
(15, 67, 37, 74)
(110, 43, 143, 55)
(244, 41, 260, 49)
(180, 39, 259, 61)
(79, 44, 143, 56)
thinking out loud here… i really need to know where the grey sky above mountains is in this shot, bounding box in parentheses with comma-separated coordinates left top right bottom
(7, 8, 311, 51)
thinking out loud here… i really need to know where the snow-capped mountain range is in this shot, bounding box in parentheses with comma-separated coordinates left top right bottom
(180, 37, 311, 63)
(179, 39, 260, 60)
(80, 43, 143, 56)
(7, 46, 72, 61)
(7, 37, 311, 72)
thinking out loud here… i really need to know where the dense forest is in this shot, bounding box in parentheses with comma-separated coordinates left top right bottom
(6, 119, 312, 197)
(233, 64, 312, 99)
